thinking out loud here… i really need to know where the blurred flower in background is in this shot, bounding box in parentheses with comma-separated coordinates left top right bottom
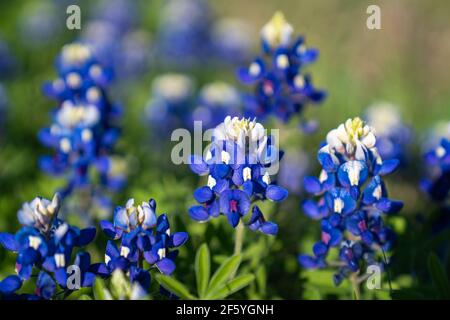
(364, 102, 412, 165)
(81, 0, 151, 79)
(0, 84, 7, 132)
(299, 117, 402, 288)
(17, 0, 63, 49)
(0, 38, 16, 77)
(146, 73, 195, 134)
(191, 81, 242, 129)
(39, 43, 125, 220)
(238, 12, 326, 127)
(155, 0, 251, 68)
(421, 121, 450, 206)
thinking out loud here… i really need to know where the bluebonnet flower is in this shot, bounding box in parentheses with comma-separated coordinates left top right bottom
(421, 122, 450, 205)
(18, 0, 62, 49)
(0, 38, 16, 78)
(155, 0, 251, 68)
(211, 18, 252, 65)
(0, 84, 7, 131)
(146, 73, 195, 134)
(298, 117, 403, 285)
(39, 43, 126, 217)
(364, 102, 412, 164)
(237, 12, 326, 126)
(94, 198, 189, 293)
(191, 82, 242, 129)
(0, 193, 97, 299)
(189, 116, 288, 235)
(81, 0, 152, 79)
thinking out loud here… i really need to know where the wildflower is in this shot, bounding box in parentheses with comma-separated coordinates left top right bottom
(81, 0, 151, 79)
(0, 193, 96, 299)
(0, 38, 17, 77)
(39, 43, 125, 218)
(0, 84, 7, 131)
(364, 102, 412, 164)
(421, 122, 450, 204)
(156, 0, 250, 68)
(299, 117, 402, 286)
(189, 116, 288, 235)
(145, 73, 195, 133)
(238, 12, 325, 125)
(95, 198, 189, 292)
(192, 82, 242, 129)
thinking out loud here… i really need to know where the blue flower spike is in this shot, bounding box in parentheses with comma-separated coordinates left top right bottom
(299, 117, 403, 287)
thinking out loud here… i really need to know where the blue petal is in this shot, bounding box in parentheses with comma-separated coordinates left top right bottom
(171, 232, 189, 247)
(266, 185, 288, 201)
(227, 212, 240, 228)
(36, 271, 56, 300)
(304, 176, 322, 194)
(189, 155, 209, 175)
(189, 206, 209, 222)
(375, 199, 403, 214)
(298, 255, 318, 269)
(378, 159, 400, 175)
(156, 258, 176, 275)
(313, 242, 328, 257)
(193, 186, 214, 203)
(0, 233, 18, 251)
(100, 220, 118, 239)
(261, 221, 278, 235)
(0, 275, 22, 294)
(318, 152, 338, 172)
(76, 227, 96, 246)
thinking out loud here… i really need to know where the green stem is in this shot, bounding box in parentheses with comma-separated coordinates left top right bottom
(230, 221, 245, 279)
(350, 273, 361, 300)
(234, 221, 245, 256)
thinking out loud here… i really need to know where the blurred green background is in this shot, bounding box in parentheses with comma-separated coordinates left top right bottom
(0, 0, 449, 299)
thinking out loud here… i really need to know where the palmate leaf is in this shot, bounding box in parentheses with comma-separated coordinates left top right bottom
(206, 274, 255, 299)
(155, 274, 196, 300)
(207, 254, 242, 294)
(195, 243, 211, 299)
(427, 253, 450, 299)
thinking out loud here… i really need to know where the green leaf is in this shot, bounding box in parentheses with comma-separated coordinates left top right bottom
(195, 243, 211, 298)
(78, 294, 93, 300)
(208, 254, 241, 293)
(427, 253, 450, 299)
(206, 274, 255, 299)
(93, 278, 112, 300)
(155, 274, 196, 300)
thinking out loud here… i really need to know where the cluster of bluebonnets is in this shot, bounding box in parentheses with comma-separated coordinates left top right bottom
(238, 12, 326, 129)
(298, 117, 403, 285)
(0, 3, 449, 300)
(39, 43, 126, 218)
(189, 116, 288, 235)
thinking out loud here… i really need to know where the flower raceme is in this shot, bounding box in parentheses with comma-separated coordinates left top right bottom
(39, 43, 125, 204)
(94, 198, 189, 293)
(299, 117, 403, 285)
(189, 116, 288, 235)
(237, 12, 326, 127)
(0, 193, 96, 299)
(421, 124, 450, 204)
